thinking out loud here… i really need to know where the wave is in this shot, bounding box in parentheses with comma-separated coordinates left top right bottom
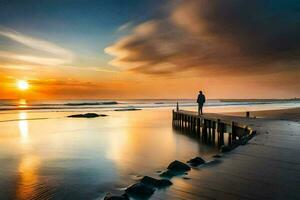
(0, 99, 299, 112)
(64, 101, 118, 106)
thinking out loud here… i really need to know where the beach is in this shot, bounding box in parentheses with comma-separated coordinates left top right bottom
(232, 107, 300, 122)
(154, 107, 300, 200)
(0, 100, 299, 200)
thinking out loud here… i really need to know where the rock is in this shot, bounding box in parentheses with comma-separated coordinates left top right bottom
(125, 183, 155, 198)
(140, 176, 172, 188)
(65, 101, 117, 106)
(167, 160, 191, 172)
(67, 113, 106, 118)
(103, 193, 129, 200)
(240, 137, 249, 145)
(213, 154, 222, 158)
(114, 108, 141, 111)
(159, 170, 176, 178)
(187, 157, 205, 167)
(220, 145, 232, 153)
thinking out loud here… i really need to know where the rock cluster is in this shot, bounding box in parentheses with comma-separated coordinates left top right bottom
(104, 157, 209, 199)
(67, 113, 107, 118)
(140, 176, 172, 188)
(103, 193, 129, 200)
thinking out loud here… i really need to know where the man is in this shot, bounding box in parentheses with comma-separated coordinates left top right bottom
(197, 91, 206, 115)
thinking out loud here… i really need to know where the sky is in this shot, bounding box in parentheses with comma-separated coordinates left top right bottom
(0, 0, 299, 99)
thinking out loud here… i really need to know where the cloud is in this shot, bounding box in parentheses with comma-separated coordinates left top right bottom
(105, 0, 300, 76)
(0, 28, 74, 66)
(117, 22, 134, 32)
(0, 51, 68, 66)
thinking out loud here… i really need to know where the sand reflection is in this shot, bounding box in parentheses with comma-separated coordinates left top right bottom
(105, 111, 178, 172)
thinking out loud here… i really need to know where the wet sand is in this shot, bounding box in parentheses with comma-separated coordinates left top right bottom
(151, 108, 300, 199)
(0, 109, 218, 200)
(228, 107, 300, 122)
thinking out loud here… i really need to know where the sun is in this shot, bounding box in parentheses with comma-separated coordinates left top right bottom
(17, 80, 29, 91)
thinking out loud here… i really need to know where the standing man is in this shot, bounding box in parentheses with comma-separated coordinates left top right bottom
(197, 91, 206, 115)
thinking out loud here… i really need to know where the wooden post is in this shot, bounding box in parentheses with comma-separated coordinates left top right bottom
(181, 113, 183, 129)
(212, 121, 216, 144)
(217, 119, 221, 143)
(203, 119, 207, 142)
(217, 120, 224, 146)
(197, 117, 201, 136)
(172, 110, 174, 126)
(176, 102, 179, 111)
(246, 111, 250, 118)
(232, 121, 236, 141)
(208, 120, 212, 143)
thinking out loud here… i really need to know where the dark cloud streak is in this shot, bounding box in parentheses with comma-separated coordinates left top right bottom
(106, 0, 300, 77)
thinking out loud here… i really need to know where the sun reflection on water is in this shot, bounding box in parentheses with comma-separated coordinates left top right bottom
(16, 155, 40, 200)
(18, 99, 28, 108)
(18, 112, 29, 143)
(17, 111, 41, 200)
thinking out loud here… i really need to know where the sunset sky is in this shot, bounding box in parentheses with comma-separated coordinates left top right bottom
(0, 0, 299, 99)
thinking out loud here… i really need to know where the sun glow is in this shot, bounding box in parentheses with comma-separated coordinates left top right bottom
(17, 80, 29, 91)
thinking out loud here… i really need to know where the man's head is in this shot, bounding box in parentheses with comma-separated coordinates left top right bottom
(199, 91, 203, 94)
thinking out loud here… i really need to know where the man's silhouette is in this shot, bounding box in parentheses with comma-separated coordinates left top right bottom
(197, 91, 206, 115)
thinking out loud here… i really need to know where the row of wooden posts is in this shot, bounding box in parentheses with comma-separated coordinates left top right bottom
(172, 109, 252, 147)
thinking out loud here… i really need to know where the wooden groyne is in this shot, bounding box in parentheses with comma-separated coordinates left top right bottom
(168, 109, 300, 199)
(172, 109, 256, 150)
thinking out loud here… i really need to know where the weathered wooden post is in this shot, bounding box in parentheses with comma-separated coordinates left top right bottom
(217, 119, 224, 146)
(193, 117, 196, 132)
(172, 110, 175, 126)
(232, 121, 237, 141)
(217, 119, 221, 142)
(197, 117, 201, 137)
(208, 120, 212, 144)
(180, 113, 183, 129)
(212, 121, 216, 144)
(176, 102, 179, 111)
(202, 119, 208, 142)
(246, 111, 250, 118)
(189, 116, 192, 132)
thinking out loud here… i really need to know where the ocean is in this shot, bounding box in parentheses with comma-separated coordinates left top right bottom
(0, 99, 299, 112)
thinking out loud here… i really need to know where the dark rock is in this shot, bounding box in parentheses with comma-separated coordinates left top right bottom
(159, 170, 176, 178)
(65, 101, 117, 106)
(140, 176, 172, 188)
(167, 160, 191, 172)
(67, 113, 106, 118)
(125, 183, 155, 198)
(187, 157, 205, 167)
(213, 154, 222, 158)
(114, 108, 141, 111)
(240, 137, 249, 145)
(220, 145, 232, 153)
(103, 193, 129, 200)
